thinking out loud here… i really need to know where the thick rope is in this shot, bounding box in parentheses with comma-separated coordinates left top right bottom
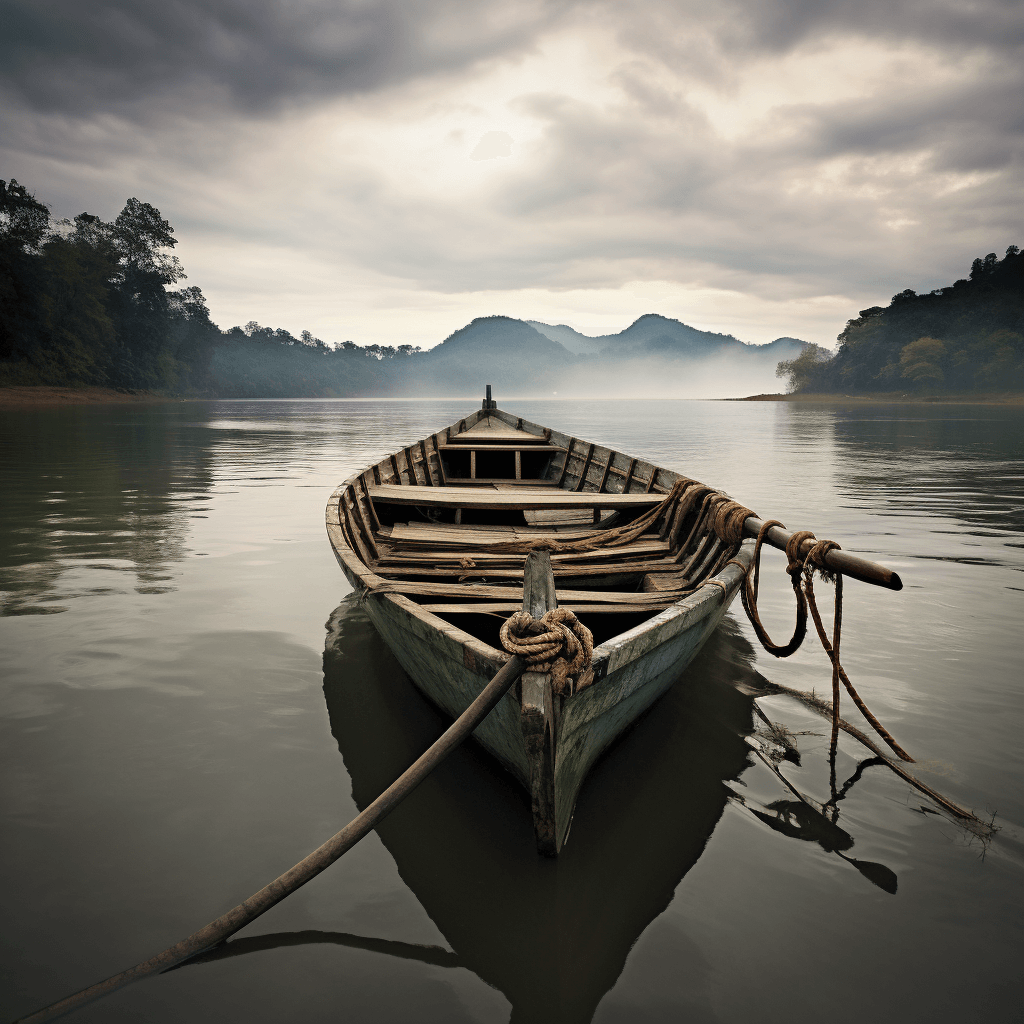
(486, 478, 708, 555)
(499, 608, 595, 696)
(738, 521, 914, 763)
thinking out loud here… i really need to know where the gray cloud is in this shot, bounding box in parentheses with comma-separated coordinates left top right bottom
(0, 0, 572, 116)
(2, 0, 1021, 349)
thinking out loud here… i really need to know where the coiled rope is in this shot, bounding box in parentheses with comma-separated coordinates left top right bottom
(739, 519, 914, 763)
(499, 608, 595, 696)
(493, 480, 913, 770)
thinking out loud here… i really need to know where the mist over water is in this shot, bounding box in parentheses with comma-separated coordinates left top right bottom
(1, 398, 1021, 1023)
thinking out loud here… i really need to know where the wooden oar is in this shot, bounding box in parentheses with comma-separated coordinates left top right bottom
(14, 644, 530, 1023)
(742, 515, 903, 591)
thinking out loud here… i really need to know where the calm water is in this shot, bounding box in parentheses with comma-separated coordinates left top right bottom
(1, 398, 1022, 1023)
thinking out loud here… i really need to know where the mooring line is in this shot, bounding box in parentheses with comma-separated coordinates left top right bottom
(13, 655, 524, 1024)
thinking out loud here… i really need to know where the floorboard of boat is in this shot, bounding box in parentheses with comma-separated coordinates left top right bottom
(376, 580, 691, 604)
(373, 560, 681, 580)
(419, 602, 675, 614)
(375, 541, 670, 565)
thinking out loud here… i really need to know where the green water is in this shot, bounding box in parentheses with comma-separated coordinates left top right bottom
(1, 398, 1022, 1023)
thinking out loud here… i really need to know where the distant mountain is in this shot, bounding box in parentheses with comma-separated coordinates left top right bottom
(529, 314, 806, 361)
(526, 322, 604, 355)
(384, 316, 574, 396)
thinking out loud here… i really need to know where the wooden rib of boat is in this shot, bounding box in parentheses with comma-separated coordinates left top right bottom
(326, 389, 755, 855)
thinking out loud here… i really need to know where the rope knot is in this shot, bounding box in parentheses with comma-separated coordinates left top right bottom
(805, 538, 841, 583)
(785, 530, 816, 577)
(499, 608, 595, 696)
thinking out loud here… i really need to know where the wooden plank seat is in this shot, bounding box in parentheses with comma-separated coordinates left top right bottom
(368, 484, 664, 511)
(373, 560, 683, 581)
(441, 478, 558, 487)
(419, 602, 677, 615)
(438, 444, 564, 452)
(449, 421, 548, 444)
(382, 522, 606, 536)
(374, 540, 671, 566)
(376, 579, 693, 605)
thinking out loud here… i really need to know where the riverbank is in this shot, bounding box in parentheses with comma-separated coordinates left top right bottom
(731, 391, 1024, 405)
(0, 386, 171, 407)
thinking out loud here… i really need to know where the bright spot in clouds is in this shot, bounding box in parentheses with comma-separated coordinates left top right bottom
(471, 131, 514, 160)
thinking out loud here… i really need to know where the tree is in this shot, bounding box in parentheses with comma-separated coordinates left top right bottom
(0, 179, 50, 253)
(899, 337, 945, 384)
(775, 343, 832, 393)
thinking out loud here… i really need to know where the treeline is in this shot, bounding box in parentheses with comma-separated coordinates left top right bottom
(0, 179, 218, 391)
(0, 178, 426, 395)
(778, 247, 1024, 394)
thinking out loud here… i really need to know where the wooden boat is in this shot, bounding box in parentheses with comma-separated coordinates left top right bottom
(325, 388, 772, 854)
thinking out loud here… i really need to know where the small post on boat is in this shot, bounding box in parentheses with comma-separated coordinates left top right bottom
(519, 550, 561, 856)
(482, 384, 497, 410)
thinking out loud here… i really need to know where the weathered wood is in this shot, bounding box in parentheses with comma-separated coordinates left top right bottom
(368, 484, 665, 511)
(440, 478, 559, 488)
(377, 579, 694, 604)
(374, 560, 680, 581)
(389, 454, 401, 484)
(358, 476, 382, 534)
(420, 602, 675, 615)
(742, 516, 904, 591)
(431, 435, 448, 485)
(520, 551, 559, 856)
(450, 420, 547, 443)
(556, 438, 574, 488)
(405, 447, 420, 485)
(622, 458, 637, 493)
(438, 444, 563, 452)
(340, 492, 375, 566)
(377, 540, 670, 565)
(419, 439, 434, 486)
(348, 486, 379, 561)
(575, 443, 595, 492)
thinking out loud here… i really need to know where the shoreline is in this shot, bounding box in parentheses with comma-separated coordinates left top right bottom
(0, 386, 173, 408)
(730, 392, 1024, 406)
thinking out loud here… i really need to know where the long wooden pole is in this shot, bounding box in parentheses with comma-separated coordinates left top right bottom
(15, 653, 525, 1024)
(742, 515, 903, 591)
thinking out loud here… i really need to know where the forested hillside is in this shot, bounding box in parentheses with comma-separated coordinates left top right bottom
(777, 247, 1024, 394)
(1, 179, 218, 392)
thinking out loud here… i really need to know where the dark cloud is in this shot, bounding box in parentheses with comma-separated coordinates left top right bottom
(610, 0, 1024, 62)
(0, 0, 572, 115)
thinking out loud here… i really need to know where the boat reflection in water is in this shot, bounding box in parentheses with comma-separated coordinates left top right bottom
(316, 598, 759, 1024)
(183, 598, 897, 1023)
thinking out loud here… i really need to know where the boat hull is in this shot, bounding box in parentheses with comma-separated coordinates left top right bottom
(347, 543, 752, 849)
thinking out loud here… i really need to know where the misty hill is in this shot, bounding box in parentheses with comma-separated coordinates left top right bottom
(380, 316, 574, 397)
(529, 314, 806, 361)
(207, 313, 808, 398)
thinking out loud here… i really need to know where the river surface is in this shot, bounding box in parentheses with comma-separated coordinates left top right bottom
(1, 398, 1022, 1024)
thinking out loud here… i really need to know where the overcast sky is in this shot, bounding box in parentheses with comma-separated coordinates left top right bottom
(2, 0, 1021, 349)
